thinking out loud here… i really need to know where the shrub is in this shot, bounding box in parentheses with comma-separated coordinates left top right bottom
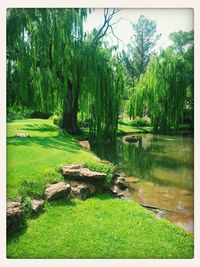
(30, 111, 52, 119)
(130, 117, 151, 127)
(21, 197, 32, 219)
(7, 109, 32, 121)
(19, 180, 43, 199)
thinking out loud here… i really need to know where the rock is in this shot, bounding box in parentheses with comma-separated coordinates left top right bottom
(115, 178, 128, 190)
(124, 135, 142, 143)
(62, 164, 106, 180)
(44, 182, 71, 200)
(7, 201, 24, 235)
(15, 133, 30, 138)
(31, 199, 45, 214)
(79, 140, 91, 150)
(68, 180, 96, 200)
(125, 177, 141, 183)
(109, 174, 131, 200)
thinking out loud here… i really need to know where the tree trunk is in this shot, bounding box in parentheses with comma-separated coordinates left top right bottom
(62, 78, 80, 134)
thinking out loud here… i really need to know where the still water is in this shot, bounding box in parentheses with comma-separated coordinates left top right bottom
(92, 134, 194, 233)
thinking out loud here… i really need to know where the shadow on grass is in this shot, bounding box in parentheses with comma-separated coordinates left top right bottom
(91, 193, 114, 201)
(7, 136, 80, 153)
(7, 198, 76, 243)
(47, 198, 76, 207)
(22, 123, 58, 133)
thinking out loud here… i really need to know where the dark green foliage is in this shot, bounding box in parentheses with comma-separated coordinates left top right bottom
(133, 48, 193, 134)
(120, 15, 160, 119)
(130, 117, 151, 127)
(7, 8, 123, 142)
(30, 111, 52, 119)
(7, 108, 32, 121)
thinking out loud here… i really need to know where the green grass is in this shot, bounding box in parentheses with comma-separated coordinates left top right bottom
(118, 124, 152, 134)
(7, 119, 112, 200)
(7, 194, 193, 259)
(7, 119, 194, 259)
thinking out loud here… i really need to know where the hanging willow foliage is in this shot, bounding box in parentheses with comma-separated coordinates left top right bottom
(132, 49, 191, 134)
(7, 8, 124, 142)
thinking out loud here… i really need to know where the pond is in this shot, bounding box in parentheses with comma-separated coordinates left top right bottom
(92, 133, 194, 233)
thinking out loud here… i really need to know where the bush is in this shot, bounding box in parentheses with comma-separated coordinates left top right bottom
(19, 180, 43, 199)
(130, 117, 151, 127)
(30, 111, 52, 119)
(21, 197, 32, 219)
(7, 109, 32, 121)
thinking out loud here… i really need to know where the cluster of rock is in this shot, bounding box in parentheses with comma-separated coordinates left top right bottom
(7, 164, 132, 235)
(7, 199, 44, 235)
(6, 164, 107, 235)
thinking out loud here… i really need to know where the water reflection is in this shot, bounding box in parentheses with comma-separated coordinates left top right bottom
(92, 134, 194, 233)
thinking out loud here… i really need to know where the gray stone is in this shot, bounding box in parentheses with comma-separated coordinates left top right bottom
(44, 182, 71, 200)
(67, 180, 96, 200)
(7, 201, 24, 235)
(31, 199, 45, 213)
(15, 133, 30, 138)
(79, 140, 91, 150)
(62, 164, 106, 180)
(115, 177, 128, 190)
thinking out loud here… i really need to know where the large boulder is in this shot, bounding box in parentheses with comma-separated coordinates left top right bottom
(68, 180, 96, 200)
(62, 164, 106, 180)
(44, 182, 71, 200)
(7, 201, 24, 235)
(31, 199, 45, 214)
(79, 140, 91, 150)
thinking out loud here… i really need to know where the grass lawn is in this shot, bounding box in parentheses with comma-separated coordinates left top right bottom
(7, 119, 194, 259)
(7, 119, 111, 200)
(7, 194, 193, 259)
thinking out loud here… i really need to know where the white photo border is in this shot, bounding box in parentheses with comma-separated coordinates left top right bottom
(1, 1, 200, 267)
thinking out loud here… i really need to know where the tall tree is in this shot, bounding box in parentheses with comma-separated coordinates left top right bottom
(169, 30, 194, 126)
(133, 49, 192, 134)
(7, 8, 124, 142)
(120, 15, 160, 119)
(122, 15, 160, 80)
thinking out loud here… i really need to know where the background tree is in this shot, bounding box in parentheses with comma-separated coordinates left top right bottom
(133, 48, 192, 134)
(169, 30, 194, 126)
(120, 15, 160, 119)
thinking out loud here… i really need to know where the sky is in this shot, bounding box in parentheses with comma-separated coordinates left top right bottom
(84, 9, 194, 51)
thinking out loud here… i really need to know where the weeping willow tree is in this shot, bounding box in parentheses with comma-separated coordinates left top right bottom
(79, 46, 124, 142)
(7, 8, 124, 142)
(132, 49, 192, 134)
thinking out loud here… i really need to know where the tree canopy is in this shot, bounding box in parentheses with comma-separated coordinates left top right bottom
(7, 8, 124, 142)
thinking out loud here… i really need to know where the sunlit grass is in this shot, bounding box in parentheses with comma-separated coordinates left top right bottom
(7, 194, 193, 259)
(7, 119, 111, 200)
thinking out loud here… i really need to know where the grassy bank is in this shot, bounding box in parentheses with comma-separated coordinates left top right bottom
(118, 124, 152, 134)
(7, 119, 112, 200)
(7, 119, 193, 258)
(7, 194, 193, 259)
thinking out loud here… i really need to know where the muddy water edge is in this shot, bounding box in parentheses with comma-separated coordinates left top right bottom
(92, 133, 194, 233)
